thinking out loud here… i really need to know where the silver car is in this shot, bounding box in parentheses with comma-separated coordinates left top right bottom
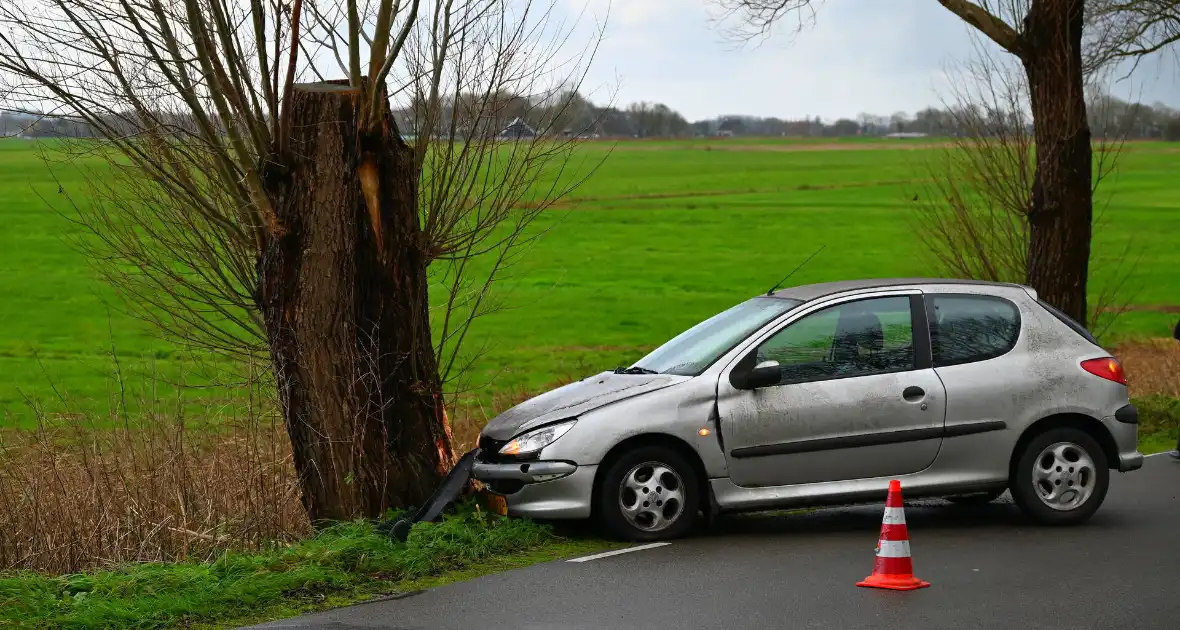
(472, 279, 1144, 541)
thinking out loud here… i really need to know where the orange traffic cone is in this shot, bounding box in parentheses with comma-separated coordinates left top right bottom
(856, 479, 931, 591)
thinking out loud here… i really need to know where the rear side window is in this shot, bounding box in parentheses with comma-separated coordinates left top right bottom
(1036, 299, 1099, 345)
(926, 295, 1021, 367)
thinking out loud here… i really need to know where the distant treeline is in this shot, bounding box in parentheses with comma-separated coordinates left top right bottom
(4, 89, 1179, 141)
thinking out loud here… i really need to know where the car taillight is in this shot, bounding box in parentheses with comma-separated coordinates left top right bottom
(1080, 357, 1127, 385)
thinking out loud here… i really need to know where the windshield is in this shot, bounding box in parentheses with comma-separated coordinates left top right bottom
(632, 297, 801, 376)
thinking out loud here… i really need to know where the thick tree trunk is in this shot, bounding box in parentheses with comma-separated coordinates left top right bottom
(257, 81, 454, 523)
(1021, 0, 1093, 325)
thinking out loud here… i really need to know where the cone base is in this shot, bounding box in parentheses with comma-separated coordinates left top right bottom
(856, 574, 931, 591)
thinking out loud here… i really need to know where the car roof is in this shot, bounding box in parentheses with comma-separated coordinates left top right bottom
(767, 278, 1031, 302)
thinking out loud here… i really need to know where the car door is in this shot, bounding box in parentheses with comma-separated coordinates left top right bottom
(717, 293, 947, 488)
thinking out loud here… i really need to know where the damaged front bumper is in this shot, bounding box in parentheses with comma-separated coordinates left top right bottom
(385, 448, 593, 541)
(473, 460, 577, 483)
(472, 454, 596, 520)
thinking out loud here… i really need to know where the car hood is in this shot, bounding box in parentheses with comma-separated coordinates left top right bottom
(480, 371, 689, 440)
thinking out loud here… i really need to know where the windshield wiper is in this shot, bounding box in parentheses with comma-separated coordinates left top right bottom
(614, 366, 659, 375)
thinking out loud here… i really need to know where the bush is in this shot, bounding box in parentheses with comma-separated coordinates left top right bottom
(1133, 395, 1180, 439)
(0, 507, 557, 629)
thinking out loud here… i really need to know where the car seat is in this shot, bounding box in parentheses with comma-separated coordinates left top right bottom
(830, 310, 883, 366)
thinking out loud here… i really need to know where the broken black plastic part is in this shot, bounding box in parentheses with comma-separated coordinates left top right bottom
(388, 519, 412, 542)
(386, 447, 479, 542)
(613, 366, 659, 375)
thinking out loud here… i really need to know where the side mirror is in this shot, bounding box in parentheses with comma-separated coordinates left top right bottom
(731, 359, 781, 391)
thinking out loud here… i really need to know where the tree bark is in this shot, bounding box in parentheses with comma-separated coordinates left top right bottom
(1021, 0, 1093, 325)
(257, 80, 454, 523)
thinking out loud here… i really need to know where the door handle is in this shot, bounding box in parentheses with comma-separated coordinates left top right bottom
(902, 386, 925, 401)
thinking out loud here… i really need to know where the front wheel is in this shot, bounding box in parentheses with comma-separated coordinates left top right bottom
(597, 446, 700, 541)
(1010, 427, 1109, 526)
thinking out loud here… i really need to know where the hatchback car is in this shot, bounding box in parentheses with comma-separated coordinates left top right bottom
(472, 279, 1143, 541)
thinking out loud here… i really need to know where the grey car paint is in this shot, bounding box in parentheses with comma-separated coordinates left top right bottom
(716, 290, 948, 488)
(479, 372, 688, 441)
(471, 278, 1143, 523)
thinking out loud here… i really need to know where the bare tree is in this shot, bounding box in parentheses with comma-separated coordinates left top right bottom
(625, 101, 688, 138)
(911, 39, 1139, 339)
(0, 0, 605, 522)
(714, 0, 1180, 326)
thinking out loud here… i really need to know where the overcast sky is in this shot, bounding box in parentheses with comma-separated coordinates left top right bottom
(565, 0, 1180, 121)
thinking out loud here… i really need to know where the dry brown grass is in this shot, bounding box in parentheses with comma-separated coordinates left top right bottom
(0, 357, 585, 575)
(0, 381, 309, 574)
(1116, 338, 1180, 398)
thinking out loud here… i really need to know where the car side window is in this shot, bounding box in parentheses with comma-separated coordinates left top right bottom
(754, 296, 915, 385)
(926, 294, 1020, 367)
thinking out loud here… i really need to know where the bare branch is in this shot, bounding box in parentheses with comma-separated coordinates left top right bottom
(277, 0, 304, 156)
(0, 0, 608, 411)
(912, 31, 1140, 331)
(1084, 0, 1180, 73)
(911, 45, 1034, 285)
(715, 1, 1178, 70)
(943, 0, 1024, 53)
(710, 0, 819, 43)
(370, 0, 423, 121)
(347, 0, 363, 85)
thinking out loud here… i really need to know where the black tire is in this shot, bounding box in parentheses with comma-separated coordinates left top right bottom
(597, 445, 700, 542)
(1010, 427, 1110, 526)
(945, 488, 1006, 505)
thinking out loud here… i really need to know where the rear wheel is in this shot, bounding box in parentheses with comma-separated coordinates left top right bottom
(1010, 427, 1109, 525)
(597, 446, 700, 541)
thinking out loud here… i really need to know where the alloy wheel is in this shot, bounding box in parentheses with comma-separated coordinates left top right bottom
(1031, 441, 1096, 512)
(618, 461, 685, 533)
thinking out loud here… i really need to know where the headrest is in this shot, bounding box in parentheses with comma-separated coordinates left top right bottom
(836, 310, 883, 351)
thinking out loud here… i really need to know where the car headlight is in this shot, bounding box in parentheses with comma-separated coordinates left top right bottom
(499, 420, 576, 456)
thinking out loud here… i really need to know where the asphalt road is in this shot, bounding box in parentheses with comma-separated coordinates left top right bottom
(249, 455, 1179, 630)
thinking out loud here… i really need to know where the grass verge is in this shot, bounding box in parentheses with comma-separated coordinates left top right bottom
(1135, 395, 1180, 455)
(0, 505, 613, 630)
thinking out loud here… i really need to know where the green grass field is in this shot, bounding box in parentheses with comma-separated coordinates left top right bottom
(2, 138, 1179, 424)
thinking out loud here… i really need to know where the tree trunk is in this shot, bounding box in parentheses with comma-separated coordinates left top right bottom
(257, 80, 454, 523)
(1021, 0, 1093, 325)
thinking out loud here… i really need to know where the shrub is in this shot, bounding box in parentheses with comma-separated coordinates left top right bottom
(1133, 395, 1180, 439)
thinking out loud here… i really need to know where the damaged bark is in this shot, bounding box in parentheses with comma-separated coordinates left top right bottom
(257, 80, 454, 523)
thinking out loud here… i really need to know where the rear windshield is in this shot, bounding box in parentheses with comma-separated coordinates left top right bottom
(1037, 300, 1099, 345)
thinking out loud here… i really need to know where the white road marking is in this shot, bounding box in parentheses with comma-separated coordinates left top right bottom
(1144, 451, 1175, 458)
(567, 542, 671, 563)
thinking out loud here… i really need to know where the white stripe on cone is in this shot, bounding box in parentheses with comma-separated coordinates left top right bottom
(876, 539, 912, 558)
(881, 507, 906, 525)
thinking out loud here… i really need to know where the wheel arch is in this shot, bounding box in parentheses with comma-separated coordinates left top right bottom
(590, 433, 713, 519)
(1008, 413, 1119, 477)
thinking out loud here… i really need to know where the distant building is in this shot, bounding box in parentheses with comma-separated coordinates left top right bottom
(884, 132, 929, 139)
(562, 127, 601, 139)
(500, 117, 536, 139)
